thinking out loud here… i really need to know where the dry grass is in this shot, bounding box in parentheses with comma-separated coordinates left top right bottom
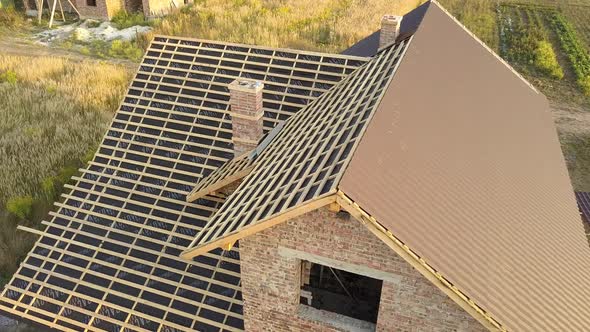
(0, 56, 131, 202)
(0, 55, 132, 281)
(150, 0, 424, 53)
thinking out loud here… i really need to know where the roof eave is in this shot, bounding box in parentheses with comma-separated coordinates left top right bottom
(180, 192, 338, 260)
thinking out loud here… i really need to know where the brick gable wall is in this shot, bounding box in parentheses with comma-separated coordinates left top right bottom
(239, 207, 487, 331)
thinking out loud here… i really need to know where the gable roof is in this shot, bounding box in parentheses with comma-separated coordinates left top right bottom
(182, 1, 590, 331)
(0, 36, 367, 332)
(340, 2, 590, 331)
(182, 38, 412, 256)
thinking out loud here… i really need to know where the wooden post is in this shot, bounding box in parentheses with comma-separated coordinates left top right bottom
(58, 0, 65, 22)
(48, 0, 57, 28)
(66, 0, 81, 18)
(37, 0, 43, 24)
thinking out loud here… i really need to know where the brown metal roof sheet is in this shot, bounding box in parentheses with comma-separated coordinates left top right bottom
(340, 2, 590, 331)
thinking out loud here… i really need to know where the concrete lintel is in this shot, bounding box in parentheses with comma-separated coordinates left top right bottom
(278, 246, 401, 284)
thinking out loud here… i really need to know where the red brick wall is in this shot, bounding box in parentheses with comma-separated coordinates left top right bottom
(74, 0, 122, 20)
(239, 207, 487, 331)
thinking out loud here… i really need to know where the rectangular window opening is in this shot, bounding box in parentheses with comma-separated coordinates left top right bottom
(300, 261, 382, 324)
(86, 0, 96, 6)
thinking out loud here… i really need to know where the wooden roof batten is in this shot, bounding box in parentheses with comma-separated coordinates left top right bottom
(0, 35, 374, 332)
(185, 116, 287, 204)
(182, 38, 413, 257)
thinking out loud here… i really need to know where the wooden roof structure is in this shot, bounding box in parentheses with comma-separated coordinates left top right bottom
(0, 36, 367, 332)
(185, 152, 254, 202)
(183, 38, 412, 256)
(4, 1, 590, 331)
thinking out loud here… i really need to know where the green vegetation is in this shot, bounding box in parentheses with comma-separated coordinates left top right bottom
(108, 39, 144, 61)
(561, 133, 590, 192)
(551, 12, 590, 95)
(498, 5, 565, 80)
(534, 40, 564, 79)
(0, 5, 26, 31)
(60, 37, 145, 62)
(437, 0, 498, 50)
(0, 69, 17, 83)
(6, 196, 33, 220)
(111, 10, 153, 30)
(0, 55, 132, 280)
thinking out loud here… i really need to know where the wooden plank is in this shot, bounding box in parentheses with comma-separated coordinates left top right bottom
(181, 193, 337, 259)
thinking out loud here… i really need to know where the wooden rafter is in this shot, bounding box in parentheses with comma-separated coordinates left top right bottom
(186, 152, 255, 203)
(186, 38, 412, 252)
(0, 36, 369, 332)
(181, 193, 337, 259)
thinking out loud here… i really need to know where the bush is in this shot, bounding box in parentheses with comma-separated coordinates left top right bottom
(41, 176, 56, 200)
(579, 76, 590, 96)
(0, 70, 17, 84)
(6, 196, 33, 220)
(111, 10, 151, 29)
(108, 39, 143, 62)
(0, 5, 25, 30)
(534, 40, 564, 80)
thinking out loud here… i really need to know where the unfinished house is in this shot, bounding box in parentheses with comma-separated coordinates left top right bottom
(26, 0, 186, 21)
(3, 1, 590, 331)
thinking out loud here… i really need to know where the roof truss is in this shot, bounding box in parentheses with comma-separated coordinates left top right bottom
(184, 38, 412, 255)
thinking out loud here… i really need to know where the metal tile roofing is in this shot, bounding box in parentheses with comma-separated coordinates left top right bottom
(340, 2, 590, 331)
(185, 38, 411, 254)
(0, 36, 367, 332)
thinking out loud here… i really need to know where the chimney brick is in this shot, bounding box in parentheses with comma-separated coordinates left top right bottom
(379, 14, 403, 49)
(228, 79, 265, 156)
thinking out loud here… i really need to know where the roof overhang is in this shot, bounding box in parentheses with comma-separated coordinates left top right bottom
(180, 192, 337, 260)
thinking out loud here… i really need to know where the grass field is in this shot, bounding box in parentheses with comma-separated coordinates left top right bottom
(0, 55, 132, 284)
(149, 0, 424, 53)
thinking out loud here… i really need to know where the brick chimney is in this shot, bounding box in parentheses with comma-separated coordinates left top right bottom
(379, 15, 403, 49)
(228, 79, 265, 156)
